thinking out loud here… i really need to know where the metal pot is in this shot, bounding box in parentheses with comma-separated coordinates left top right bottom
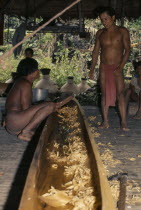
(32, 88, 48, 103)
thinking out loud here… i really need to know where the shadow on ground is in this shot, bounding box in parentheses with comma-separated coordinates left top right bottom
(3, 122, 45, 210)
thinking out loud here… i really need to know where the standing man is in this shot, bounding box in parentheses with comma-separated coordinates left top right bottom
(24, 47, 34, 58)
(89, 7, 130, 131)
(17, 48, 34, 73)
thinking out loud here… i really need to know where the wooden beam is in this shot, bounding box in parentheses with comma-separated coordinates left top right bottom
(0, 0, 12, 14)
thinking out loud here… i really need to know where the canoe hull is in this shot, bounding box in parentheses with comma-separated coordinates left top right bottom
(19, 99, 116, 210)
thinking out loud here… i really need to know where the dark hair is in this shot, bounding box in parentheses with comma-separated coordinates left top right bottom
(95, 6, 116, 17)
(16, 57, 38, 76)
(25, 48, 33, 56)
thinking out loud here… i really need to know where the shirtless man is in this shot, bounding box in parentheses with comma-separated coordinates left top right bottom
(5, 58, 73, 141)
(89, 7, 130, 130)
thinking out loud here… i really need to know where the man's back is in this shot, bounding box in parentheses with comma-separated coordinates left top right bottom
(6, 78, 32, 111)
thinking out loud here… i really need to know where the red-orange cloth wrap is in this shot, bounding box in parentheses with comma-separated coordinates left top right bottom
(102, 64, 117, 107)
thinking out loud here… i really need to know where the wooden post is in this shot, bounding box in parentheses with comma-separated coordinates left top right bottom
(78, 1, 84, 33)
(121, 0, 125, 26)
(0, 14, 4, 45)
(109, 0, 117, 9)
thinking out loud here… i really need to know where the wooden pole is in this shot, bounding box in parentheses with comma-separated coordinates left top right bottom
(0, 14, 4, 45)
(0, 0, 81, 63)
(121, 0, 125, 26)
(78, 2, 84, 33)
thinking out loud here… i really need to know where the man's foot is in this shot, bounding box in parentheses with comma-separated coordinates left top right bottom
(98, 122, 109, 129)
(133, 111, 141, 119)
(18, 130, 34, 141)
(121, 123, 129, 131)
(6, 127, 20, 135)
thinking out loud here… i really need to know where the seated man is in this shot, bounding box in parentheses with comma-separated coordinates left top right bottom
(125, 60, 141, 118)
(5, 58, 73, 141)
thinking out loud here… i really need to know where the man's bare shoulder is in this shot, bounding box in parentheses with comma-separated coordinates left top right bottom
(96, 28, 105, 36)
(118, 26, 129, 34)
(15, 78, 31, 88)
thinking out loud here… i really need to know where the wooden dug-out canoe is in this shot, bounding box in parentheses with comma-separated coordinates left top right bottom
(19, 99, 116, 210)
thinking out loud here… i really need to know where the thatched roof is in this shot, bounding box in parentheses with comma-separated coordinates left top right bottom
(0, 0, 141, 20)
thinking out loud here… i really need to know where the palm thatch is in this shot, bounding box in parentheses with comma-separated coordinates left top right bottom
(0, 0, 141, 20)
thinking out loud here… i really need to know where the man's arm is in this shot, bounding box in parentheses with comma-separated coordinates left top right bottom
(89, 30, 102, 80)
(118, 27, 130, 71)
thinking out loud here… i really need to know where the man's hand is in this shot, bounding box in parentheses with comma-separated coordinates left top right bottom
(55, 95, 74, 110)
(114, 66, 123, 76)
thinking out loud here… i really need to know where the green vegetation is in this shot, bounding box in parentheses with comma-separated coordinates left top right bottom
(0, 16, 141, 104)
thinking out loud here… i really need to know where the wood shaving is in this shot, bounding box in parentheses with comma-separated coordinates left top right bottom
(128, 158, 136, 161)
(126, 181, 141, 204)
(100, 149, 122, 169)
(137, 154, 141, 158)
(39, 187, 72, 207)
(43, 106, 97, 209)
(88, 116, 96, 121)
(109, 180, 120, 200)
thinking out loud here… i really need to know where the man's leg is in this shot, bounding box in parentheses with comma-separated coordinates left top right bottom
(100, 95, 109, 128)
(18, 96, 73, 140)
(5, 101, 54, 135)
(18, 102, 56, 140)
(99, 70, 109, 128)
(116, 76, 128, 131)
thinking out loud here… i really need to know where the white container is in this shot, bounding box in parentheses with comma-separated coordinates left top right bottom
(5, 78, 13, 83)
(60, 76, 79, 95)
(35, 68, 58, 94)
(5, 72, 18, 83)
(35, 75, 58, 93)
(32, 88, 48, 103)
(77, 78, 90, 94)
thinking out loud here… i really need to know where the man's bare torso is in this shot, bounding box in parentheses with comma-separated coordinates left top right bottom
(99, 26, 125, 65)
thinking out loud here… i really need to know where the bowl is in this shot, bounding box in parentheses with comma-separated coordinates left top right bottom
(32, 88, 48, 103)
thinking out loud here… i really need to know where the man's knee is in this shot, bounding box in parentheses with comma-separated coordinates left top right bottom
(117, 91, 124, 101)
(47, 102, 56, 112)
